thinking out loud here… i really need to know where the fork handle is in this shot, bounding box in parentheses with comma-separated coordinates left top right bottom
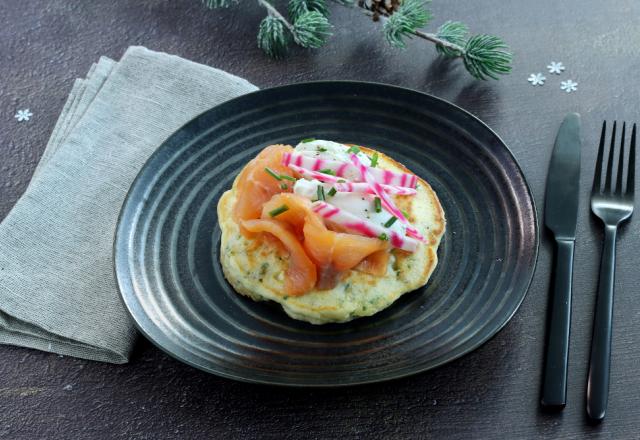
(541, 238, 575, 408)
(587, 225, 617, 422)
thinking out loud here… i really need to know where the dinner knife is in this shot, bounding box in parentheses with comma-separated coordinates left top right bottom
(541, 113, 582, 408)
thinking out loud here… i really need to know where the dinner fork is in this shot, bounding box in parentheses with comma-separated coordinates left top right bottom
(587, 121, 636, 421)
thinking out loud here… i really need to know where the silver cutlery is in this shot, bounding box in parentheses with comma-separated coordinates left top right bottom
(587, 121, 636, 421)
(541, 113, 582, 408)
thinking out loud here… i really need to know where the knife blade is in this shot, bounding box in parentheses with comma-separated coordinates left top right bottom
(541, 113, 581, 409)
(544, 113, 582, 238)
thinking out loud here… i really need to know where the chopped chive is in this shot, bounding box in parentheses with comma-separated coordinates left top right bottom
(337, 179, 346, 183)
(318, 147, 327, 152)
(347, 146, 361, 154)
(319, 168, 335, 176)
(301, 138, 315, 143)
(402, 209, 410, 218)
(317, 185, 325, 201)
(384, 216, 398, 228)
(378, 233, 389, 241)
(268, 204, 289, 217)
(280, 183, 288, 190)
(370, 152, 379, 168)
(280, 174, 296, 182)
(264, 167, 282, 181)
(374, 197, 382, 213)
(327, 187, 337, 197)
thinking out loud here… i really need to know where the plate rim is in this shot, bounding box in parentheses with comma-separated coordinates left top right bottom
(114, 80, 540, 387)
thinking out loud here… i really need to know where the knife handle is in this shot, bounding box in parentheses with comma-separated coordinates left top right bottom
(541, 238, 575, 408)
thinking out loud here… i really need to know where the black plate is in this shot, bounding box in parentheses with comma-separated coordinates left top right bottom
(115, 81, 538, 386)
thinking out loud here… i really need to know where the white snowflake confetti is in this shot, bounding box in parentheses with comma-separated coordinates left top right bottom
(547, 61, 565, 74)
(14, 109, 33, 122)
(560, 80, 578, 93)
(527, 73, 546, 86)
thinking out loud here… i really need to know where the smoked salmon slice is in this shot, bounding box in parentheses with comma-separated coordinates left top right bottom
(234, 145, 295, 230)
(303, 214, 388, 289)
(260, 193, 312, 239)
(355, 250, 390, 276)
(241, 218, 317, 297)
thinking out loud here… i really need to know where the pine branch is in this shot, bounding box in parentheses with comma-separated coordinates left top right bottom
(255, 0, 331, 51)
(360, 7, 511, 80)
(462, 35, 512, 80)
(199, 0, 512, 80)
(257, 0, 295, 33)
(293, 11, 332, 48)
(258, 16, 290, 58)
(202, 0, 238, 8)
(289, 0, 329, 22)
(383, 0, 432, 49)
(434, 20, 467, 57)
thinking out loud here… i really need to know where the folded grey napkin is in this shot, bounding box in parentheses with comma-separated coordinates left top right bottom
(0, 46, 258, 363)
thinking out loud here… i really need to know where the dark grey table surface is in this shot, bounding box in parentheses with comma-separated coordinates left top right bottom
(1, 0, 639, 438)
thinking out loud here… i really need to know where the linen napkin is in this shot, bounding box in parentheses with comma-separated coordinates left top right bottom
(0, 46, 258, 363)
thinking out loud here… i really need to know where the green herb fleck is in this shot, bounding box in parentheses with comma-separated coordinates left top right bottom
(283, 295, 289, 300)
(318, 147, 327, 152)
(327, 187, 337, 197)
(402, 209, 410, 218)
(280, 174, 296, 182)
(264, 167, 282, 181)
(317, 185, 325, 201)
(370, 152, 379, 168)
(378, 233, 389, 241)
(384, 216, 398, 228)
(301, 138, 315, 143)
(280, 182, 288, 190)
(346, 146, 361, 154)
(268, 204, 289, 217)
(374, 197, 382, 213)
(337, 179, 346, 183)
(319, 168, 335, 176)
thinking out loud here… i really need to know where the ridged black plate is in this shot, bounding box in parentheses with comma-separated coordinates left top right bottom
(115, 82, 538, 386)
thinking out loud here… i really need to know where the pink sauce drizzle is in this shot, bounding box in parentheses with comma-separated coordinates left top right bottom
(287, 164, 417, 195)
(325, 207, 340, 218)
(390, 232, 404, 248)
(311, 158, 324, 171)
(310, 201, 419, 252)
(336, 162, 350, 177)
(286, 153, 416, 188)
(343, 222, 378, 238)
(351, 154, 425, 242)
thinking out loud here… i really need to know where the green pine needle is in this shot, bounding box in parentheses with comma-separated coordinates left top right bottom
(201, 0, 236, 8)
(293, 11, 332, 48)
(435, 20, 467, 57)
(383, 0, 432, 49)
(198, 0, 512, 81)
(288, 0, 329, 22)
(258, 16, 290, 58)
(463, 34, 512, 80)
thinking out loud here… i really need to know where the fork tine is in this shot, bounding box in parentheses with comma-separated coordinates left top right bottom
(615, 123, 626, 194)
(628, 123, 636, 196)
(593, 121, 607, 193)
(604, 121, 617, 193)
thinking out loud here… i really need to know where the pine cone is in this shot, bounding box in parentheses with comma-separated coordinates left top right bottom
(359, 0, 400, 21)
